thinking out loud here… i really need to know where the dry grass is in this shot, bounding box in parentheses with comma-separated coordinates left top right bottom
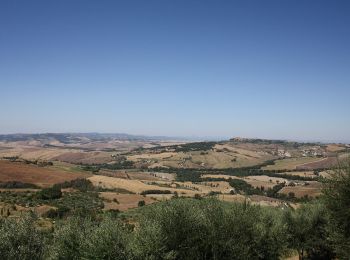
(262, 157, 324, 170)
(0, 145, 114, 164)
(100, 192, 157, 211)
(217, 194, 246, 203)
(98, 170, 164, 181)
(201, 174, 233, 179)
(244, 175, 289, 188)
(88, 175, 196, 194)
(275, 171, 318, 178)
(128, 143, 275, 169)
(296, 157, 338, 170)
(279, 182, 322, 198)
(326, 144, 346, 152)
(127, 152, 177, 161)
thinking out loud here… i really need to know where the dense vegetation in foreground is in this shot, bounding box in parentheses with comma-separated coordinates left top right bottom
(0, 162, 350, 260)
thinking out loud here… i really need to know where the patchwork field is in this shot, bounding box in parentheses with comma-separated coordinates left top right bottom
(128, 142, 277, 169)
(0, 135, 347, 216)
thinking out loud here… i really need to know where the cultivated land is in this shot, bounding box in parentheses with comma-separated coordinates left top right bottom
(0, 160, 89, 187)
(261, 157, 325, 171)
(0, 133, 349, 214)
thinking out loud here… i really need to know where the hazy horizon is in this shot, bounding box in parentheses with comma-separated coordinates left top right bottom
(0, 131, 349, 144)
(1, 1, 349, 142)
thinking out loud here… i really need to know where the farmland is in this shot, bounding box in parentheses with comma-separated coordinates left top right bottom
(0, 135, 345, 211)
(0, 160, 89, 187)
(0, 134, 349, 260)
(261, 157, 325, 171)
(0, 134, 348, 213)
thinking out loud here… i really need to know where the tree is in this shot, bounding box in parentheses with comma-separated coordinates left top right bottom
(0, 215, 45, 260)
(37, 186, 62, 200)
(46, 217, 129, 260)
(131, 199, 287, 260)
(80, 218, 129, 260)
(138, 200, 145, 207)
(283, 203, 334, 260)
(288, 192, 295, 199)
(322, 160, 350, 258)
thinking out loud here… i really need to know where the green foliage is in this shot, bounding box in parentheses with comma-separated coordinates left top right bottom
(47, 217, 129, 260)
(175, 170, 202, 182)
(53, 178, 94, 192)
(266, 183, 285, 198)
(171, 141, 217, 152)
(0, 181, 39, 189)
(0, 215, 45, 260)
(138, 200, 145, 207)
(3, 160, 350, 260)
(164, 164, 317, 183)
(229, 179, 263, 195)
(81, 160, 135, 173)
(37, 186, 62, 200)
(131, 199, 287, 260)
(283, 203, 335, 259)
(140, 190, 172, 195)
(50, 191, 104, 218)
(322, 160, 350, 258)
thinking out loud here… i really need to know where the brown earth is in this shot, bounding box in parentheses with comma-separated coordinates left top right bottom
(0, 160, 90, 187)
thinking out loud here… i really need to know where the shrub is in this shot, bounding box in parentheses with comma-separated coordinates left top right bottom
(131, 199, 287, 260)
(37, 186, 62, 200)
(322, 160, 350, 258)
(0, 181, 39, 189)
(0, 215, 45, 260)
(283, 203, 334, 259)
(138, 200, 146, 207)
(46, 217, 129, 260)
(140, 190, 171, 195)
(229, 179, 263, 195)
(54, 178, 94, 192)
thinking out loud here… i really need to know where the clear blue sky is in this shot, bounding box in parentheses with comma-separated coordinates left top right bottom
(1, 1, 349, 142)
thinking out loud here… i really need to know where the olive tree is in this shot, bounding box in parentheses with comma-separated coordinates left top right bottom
(322, 160, 350, 259)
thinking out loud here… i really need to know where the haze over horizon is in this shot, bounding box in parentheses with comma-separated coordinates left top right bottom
(1, 1, 350, 142)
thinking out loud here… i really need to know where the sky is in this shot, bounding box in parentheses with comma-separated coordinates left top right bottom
(0, 0, 349, 142)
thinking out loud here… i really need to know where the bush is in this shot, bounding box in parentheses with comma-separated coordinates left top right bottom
(229, 179, 263, 195)
(131, 199, 287, 260)
(0, 216, 45, 260)
(46, 217, 129, 260)
(0, 181, 39, 189)
(283, 203, 334, 259)
(138, 200, 146, 207)
(140, 190, 171, 195)
(322, 160, 350, 258)
(37, 186, 62, 200)
(54, 178, 94, 192)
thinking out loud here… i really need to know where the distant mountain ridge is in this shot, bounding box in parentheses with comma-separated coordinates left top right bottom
(0, 133, 184, 143)
(0, 133, 348, 145)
